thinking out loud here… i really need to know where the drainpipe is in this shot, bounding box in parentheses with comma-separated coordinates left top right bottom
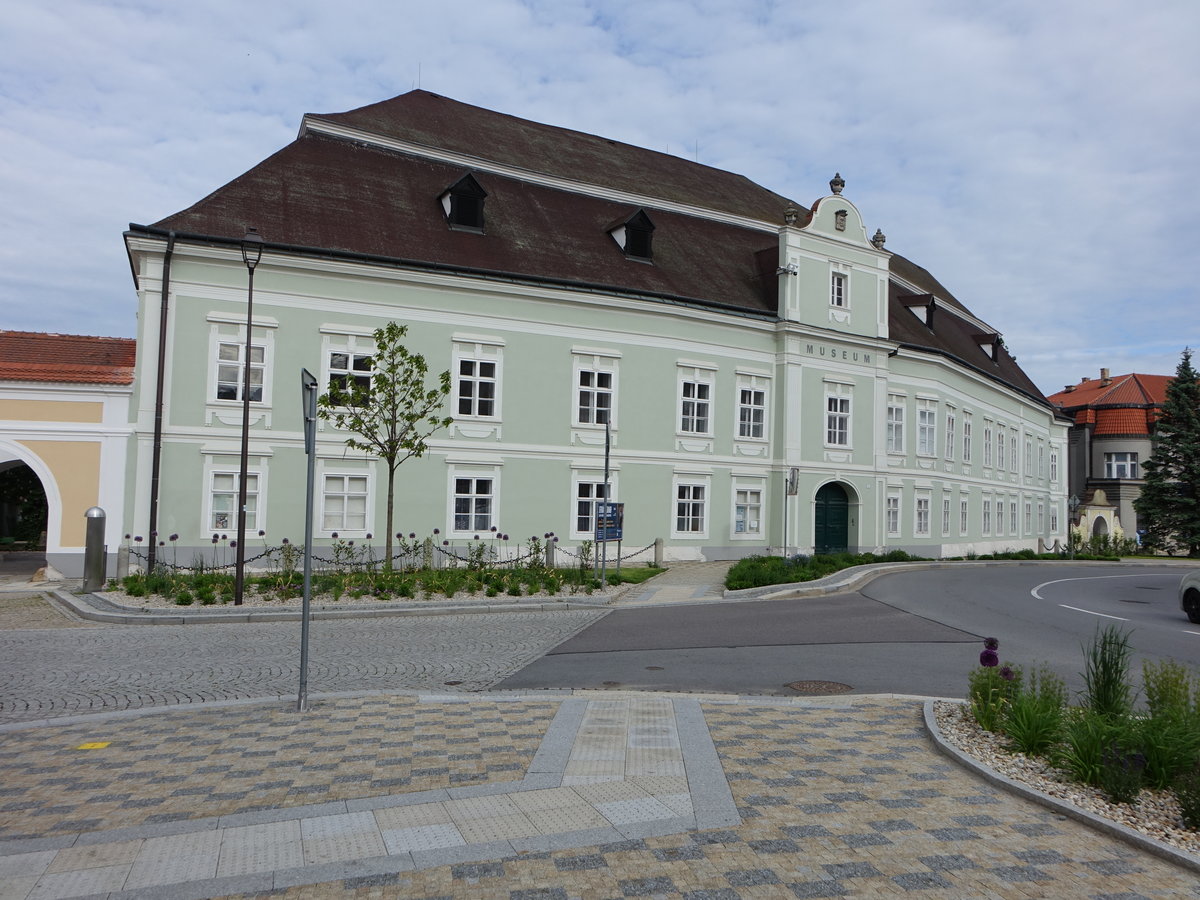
(146, 232, 175, 571)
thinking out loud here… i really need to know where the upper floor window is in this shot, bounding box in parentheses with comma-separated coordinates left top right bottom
(983, 421, 994, 468)
(440, 173, 487, 231)
(1105, 452, 1139, 479)
(679, 367, 714, 435)
(327, 349, 373, 407)
(1010, 433, 1018, 473)
(1025, 438, 1033, 473)
(886, 395, 905, 454)
(917, 399, 937, 456)
(457, 359, 497, 417)
(996, 426, 1006, 471)
(578, 370, 613, 425)
(826, 395, 850, 446)
(830, 271, 847, 307)
(1038, 443, 1046, 479)
(1050, 450, 1059, 483)
(962, 413, 973, 463)
(216, 341, 264, 402)
(737, 387, 766, 439)
(945, 409, 956, 460)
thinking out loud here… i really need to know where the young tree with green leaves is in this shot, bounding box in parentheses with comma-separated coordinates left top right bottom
(318, 322, 452, 568)
(1134, 348, 1200, 556)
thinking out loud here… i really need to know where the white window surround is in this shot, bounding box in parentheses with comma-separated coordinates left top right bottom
(945, 409, 956, 461)
(452, 338, 504, 422)
(318, 465, 373, 538)
(996, 425, 1006, 471)
(731, 479, 766, 539)
(572, 349, 619, 429)
(203, 465, 266, 537)
(886, 492, 901, 536)
(1050, 450, 1059, 484)
(962, 413, 973, 463)
(886, 394, 905, 454)
(447, 467, 500, 536)
(915, 495, 931, 535)
(1010, 433, 1019, 473)
(983, 420, 994, 468)
(830, 269, 848, 308)
(824, 382, 852, 448)
(982, 498, 992, 535)
(570, 472, 617, 540)
(960, 497, 969, 535)
(1104, 452, 1139, 479)
(735, 372, 769, 442)
(672, 474, 710, 539)
(917, 399, 937, 457)
(942, 495, 951, 536)
(678, 364, 716, 436)
(319, 331, 376, 412)
(207, 318, 276, 408)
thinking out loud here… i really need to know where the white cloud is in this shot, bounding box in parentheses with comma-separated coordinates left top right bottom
(1, 0, 1196, 386)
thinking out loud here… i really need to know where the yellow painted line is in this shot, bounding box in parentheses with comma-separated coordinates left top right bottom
(75, 742, 111, 750)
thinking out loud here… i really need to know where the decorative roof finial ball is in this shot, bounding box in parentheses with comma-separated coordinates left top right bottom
(871, 228, 886, 249)
(830, 173, 845, 195)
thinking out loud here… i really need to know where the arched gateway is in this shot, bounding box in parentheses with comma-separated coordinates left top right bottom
(814, 482, 850, 554)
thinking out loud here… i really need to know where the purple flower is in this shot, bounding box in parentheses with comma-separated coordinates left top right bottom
(348, 540, 354, 546)
(134, 535, 143, 543)
(552, 536, 559, 542)
(366, 533, 373, 540)
(980, 649, 999, 667)
(281, 538, 290, 545)
(433, 528, 440, 535)
(502, 534, 509, 541)
(490, 526, 497, 533)
(332, 532, 339, 539)
(1000, 666, 1015, 681)
(473, 535, 480, 540)
(258, 530, 265, 537)
(396, 532, 403, 540)
(124, 533, 131, 540)
(230, 540, 237, 548)
(169, 533, 178, 542)
(984, 637, 999, 651)
(544, 532, 550, 539)
(211, 536, 219, 544)
(442, 540, 449, 546)
(221, 534, 227, 541)
(158, 541, 165, 547)
(409, 532, 416, 539)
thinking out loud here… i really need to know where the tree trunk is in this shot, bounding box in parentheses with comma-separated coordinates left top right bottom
(385, 464, 396, 570)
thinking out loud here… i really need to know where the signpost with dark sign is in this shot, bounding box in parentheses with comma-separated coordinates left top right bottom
(595, 501, 624, 542)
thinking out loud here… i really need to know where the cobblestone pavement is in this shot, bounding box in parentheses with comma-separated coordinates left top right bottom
(0, 609, 607, 723)
(0, 594, 96, 631)
(1, 693, 1197, 898)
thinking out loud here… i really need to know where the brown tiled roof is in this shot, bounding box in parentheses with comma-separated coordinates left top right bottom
(1047, 373, 1172, 410)
(142, 90, 1052, 406)
(0, 331, 135, 385)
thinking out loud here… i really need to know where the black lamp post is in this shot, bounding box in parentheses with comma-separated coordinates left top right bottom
(234, 227, 264, 605)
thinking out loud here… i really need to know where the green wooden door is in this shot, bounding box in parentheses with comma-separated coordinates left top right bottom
(814, 483, 849, 554)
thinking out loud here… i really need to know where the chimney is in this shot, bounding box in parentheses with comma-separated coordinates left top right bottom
(1063, 384, 1075, 392)
(1100, 367, 1112, 386)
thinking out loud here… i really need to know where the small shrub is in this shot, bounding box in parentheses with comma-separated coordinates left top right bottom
(1172, 762, 1200, 830)
(1081, 625, 1134, 719)
(1143, 659, 1195, 721)
(1054, 707, 1132, 787)
(174, 590, 193, 606)
(1135, 713, 1200, 789)
(968, 662, 1021, 733)
(1003, 665, 1066, 756)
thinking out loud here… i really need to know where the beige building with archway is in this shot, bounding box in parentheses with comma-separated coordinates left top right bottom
(0, 331, 134, 576)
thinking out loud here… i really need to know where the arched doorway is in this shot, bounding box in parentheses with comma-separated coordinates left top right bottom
(814, 482, 849, 554)
(1092, 516, 1109, 538)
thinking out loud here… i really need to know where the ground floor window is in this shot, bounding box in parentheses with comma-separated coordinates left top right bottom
(575, 481, 610, 536)
(454, 476, 494, 533)
(734, 489, 761, 534)
(675, 483, 706, 534)
(209, 472, 258, 532)
(322, 473, 369, 533)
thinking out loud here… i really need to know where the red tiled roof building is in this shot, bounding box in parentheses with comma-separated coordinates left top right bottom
(1046, 368, 1171, 536)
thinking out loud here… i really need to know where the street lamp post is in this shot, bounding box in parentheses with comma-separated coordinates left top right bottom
(1067, 494, 1080, 560)
(234, 227, 264, 605)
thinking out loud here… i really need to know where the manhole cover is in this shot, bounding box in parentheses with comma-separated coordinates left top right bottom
(786, 680, 853, 695)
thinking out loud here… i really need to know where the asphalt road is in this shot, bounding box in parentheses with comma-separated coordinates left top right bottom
(497, 564, 1199, 699)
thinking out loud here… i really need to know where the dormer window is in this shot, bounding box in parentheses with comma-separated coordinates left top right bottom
(609, 209, 655, 262)
(900, 294, 936, 328)
(440, 174, 487, 232)
(974, 332, 1002, 360)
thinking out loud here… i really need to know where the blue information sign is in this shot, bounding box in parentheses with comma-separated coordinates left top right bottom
(595, 502, 624, 542)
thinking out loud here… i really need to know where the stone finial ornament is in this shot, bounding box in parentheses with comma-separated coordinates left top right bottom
(871, 228, 886, 249)
(784, 205, 799, 225)
(830, 172, 845, 195)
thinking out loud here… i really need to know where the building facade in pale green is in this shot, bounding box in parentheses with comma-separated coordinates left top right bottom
(123, 91, 1068, 566)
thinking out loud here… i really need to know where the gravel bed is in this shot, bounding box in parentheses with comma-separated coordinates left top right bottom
(934, 700, 1200, 857)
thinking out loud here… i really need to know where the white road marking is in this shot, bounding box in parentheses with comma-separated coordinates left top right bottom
(1030, 573, 1165, 601)
(1057, 604, 1127, 621)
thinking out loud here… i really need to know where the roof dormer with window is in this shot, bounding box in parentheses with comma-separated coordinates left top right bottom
(440, 173, 487, 232)
(608, 209, 655, 263)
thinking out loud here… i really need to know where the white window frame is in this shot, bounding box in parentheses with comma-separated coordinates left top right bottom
(1050, 504, 1060, 534)
(320, 470, 372, 537)
(206, 469, 263, 535)
(917, 399, 937, 457)
(915, 495, 931, 536)
(886, 394, 906, 454)
(1050, 450, 1059, 484)
(453, 338, 504, 421)
(960, 497, 969, 535)
(1024, 500, 1033, 534)
(1009, 498, 1018, 535)
(1104, 452, 1139, 479)
(962, 413, 973, 463)
(735, 373, 769, 442)
(448, 469, 499, 536)
(571, 475, 614, 540)
(1038, 443, 1046, 479)
(982, 498, 992, 535)
(1010, 433, 1019, 473)
(1038, 502, 1045, 536)
(672, 475, 710, 538)
(572, 349, 619, 428)
(320, 330, 376, 411)
(825, 383, 852, 448)
(678, 365, 715, 436)
(945, 408, 956, 461)
(983, 420, 994, 468)
(208, 316, 276, 408)
(942, 494, 951, 536)
(732, 484, 764, 538)
(886, 492, 901, 536)
(1025, 438, 1033, 474)
(830, 270, 847, 308)
(996, 425, 1006, 471)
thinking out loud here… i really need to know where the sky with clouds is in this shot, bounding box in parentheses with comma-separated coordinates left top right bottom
(2, 0, 1197, 395)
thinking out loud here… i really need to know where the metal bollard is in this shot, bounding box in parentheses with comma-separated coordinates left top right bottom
(83, 507, 107, 592)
